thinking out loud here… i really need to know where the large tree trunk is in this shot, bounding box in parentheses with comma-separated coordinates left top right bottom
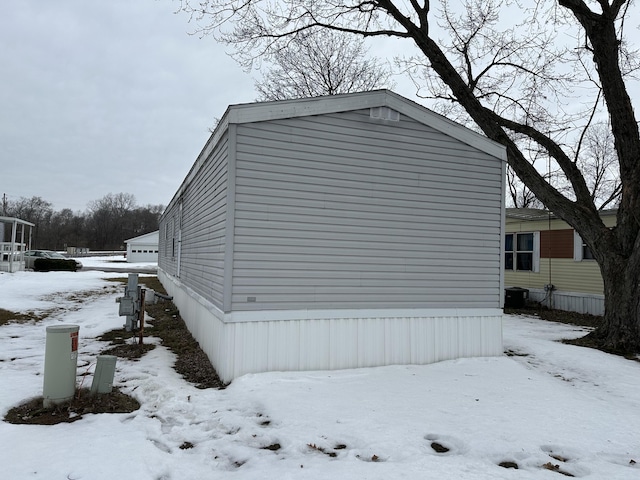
(588, 242, 640, 353)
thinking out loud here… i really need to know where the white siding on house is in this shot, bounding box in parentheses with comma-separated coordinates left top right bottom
(231, 110, 503, 311)
(504, 210, 616, 315)
(526, 288, 605, 315)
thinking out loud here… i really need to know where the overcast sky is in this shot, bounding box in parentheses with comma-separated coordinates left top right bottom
(1, 1, 638, 213)
(1, 0, 259, 212)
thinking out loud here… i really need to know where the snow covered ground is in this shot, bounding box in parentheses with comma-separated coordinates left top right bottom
(0, 257, 638, 479)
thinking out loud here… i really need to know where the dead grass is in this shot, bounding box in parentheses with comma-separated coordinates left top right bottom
(145, 302, 225, 389)
(504, 305, 603, 328)
(4, 388, 140, 425)
(98, 276, 224, 387)
(1, 284, 120, 327)
(3, 275, 223, 426)
(0, 308, 41, 326)
(505, 305, 640, 361)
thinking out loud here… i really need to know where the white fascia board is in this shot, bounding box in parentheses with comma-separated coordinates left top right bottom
(225, 90, 506, 162)
(226, 90, 389, 124)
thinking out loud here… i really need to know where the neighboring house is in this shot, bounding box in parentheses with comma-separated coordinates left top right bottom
(157, 90, 507, 383)
(125, 231, 159, 263)
(0, 216, 34, 273)
(505, 208, 616, 315)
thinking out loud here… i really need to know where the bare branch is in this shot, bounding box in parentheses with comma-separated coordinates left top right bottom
(254, 30, 393, 100)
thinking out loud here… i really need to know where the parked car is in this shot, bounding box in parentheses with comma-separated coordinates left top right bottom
(23, 250, 83, 270)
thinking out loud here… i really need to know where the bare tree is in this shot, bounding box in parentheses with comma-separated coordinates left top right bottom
(507, 122, 621, 209)
(574, 122, 622, 210)
(178, 0, 640, 353)
(6, 196, 54, 247)
(87, 193, 138, 250)
(254, 30, 393, 100)
(506, 167, 544, 209)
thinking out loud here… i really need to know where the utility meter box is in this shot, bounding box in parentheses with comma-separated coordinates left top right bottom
(116, 273, 140, 331)
(43, 324, 80, 408)
(117, 296, 136, 316)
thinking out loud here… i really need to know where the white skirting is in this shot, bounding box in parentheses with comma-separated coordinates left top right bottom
(159, 270, 504, 383)
(527, 288, 604, 316)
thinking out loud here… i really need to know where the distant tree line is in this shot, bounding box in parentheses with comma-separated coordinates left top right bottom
(2, 193, 163, 251)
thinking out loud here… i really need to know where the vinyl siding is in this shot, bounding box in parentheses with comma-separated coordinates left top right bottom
(505, 214, 615, 295)
(506, 215, 617, 232)
(159, 132, 229, 309)
(158, 208, 176, 276)
(505, 258, 603, 294)
(231, 109, 503, 311)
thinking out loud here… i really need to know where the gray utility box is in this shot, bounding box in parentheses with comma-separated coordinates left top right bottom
(91, 355, 117, 394)
(117, 296, 136, 316)
(115, 273, 140, 331)
(43, 324, 80, 408)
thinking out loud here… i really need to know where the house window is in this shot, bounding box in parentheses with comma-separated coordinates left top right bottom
(573, 232, 595, 261)
(505, 232, 538, 271)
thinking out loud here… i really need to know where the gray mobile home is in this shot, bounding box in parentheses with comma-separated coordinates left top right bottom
(158, 90, 506, 383)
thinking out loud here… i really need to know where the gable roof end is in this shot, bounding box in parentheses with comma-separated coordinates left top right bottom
(165, 90, 507, 216)
(218, 90, 506, 161)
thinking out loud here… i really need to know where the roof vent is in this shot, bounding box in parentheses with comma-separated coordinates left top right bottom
(370, 106, 400, 122)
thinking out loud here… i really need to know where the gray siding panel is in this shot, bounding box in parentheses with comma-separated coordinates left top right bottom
(231, 109, 503, 311)
(159, 132, 229, 310)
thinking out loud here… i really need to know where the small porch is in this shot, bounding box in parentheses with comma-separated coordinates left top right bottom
(0, 217, 35, 273)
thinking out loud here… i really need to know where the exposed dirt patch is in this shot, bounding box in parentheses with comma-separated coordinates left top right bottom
(262, 443, 281, 451)
(542, 461, 575, 476)
(504, 306, 603, 328)
(562, 334, 640, 362)
(101, 342, 156, 359)
(4, 388, 140, 425)
(308, 443, 338, 457)
(430, 442, 450, 453)
(0, 308, 42, 326)
(102, 275, 225, 388)
(145, 302, 225, 389)
(1, 284, 120, 326)
(4, 275, 224, 426)
(41, 286, 118, 305)
(505, 306, 640, 360)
